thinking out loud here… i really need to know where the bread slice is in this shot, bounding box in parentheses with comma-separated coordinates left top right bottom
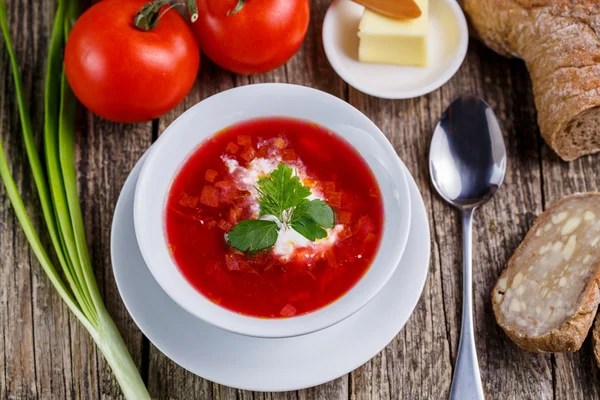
(593, 313, 600, 367)
(492, 193, 600, 352)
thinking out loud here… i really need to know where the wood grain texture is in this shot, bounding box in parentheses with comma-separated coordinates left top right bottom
(1, 0, 600, 398)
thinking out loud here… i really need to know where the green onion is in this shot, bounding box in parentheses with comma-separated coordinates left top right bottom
(0, 0, 150, 398)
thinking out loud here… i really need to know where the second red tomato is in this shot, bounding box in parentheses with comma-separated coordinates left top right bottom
(193, 0, 310, 75)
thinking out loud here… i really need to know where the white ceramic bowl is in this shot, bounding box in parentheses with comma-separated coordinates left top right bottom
(134, 84, 411, 338)
(322, 0, 469, 99)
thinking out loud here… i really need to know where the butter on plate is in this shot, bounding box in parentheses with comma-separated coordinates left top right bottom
(358, 0, 429, 67)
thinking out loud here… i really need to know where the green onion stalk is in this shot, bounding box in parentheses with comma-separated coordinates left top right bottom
(0, 0, 150, 398)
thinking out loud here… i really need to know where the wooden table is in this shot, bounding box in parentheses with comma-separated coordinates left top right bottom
(1, 0, 599, 398)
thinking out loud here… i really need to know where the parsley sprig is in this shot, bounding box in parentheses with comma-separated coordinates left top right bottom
(227, 164, 334, 252)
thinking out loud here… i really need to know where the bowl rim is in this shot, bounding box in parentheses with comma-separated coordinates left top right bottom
(133, 83, 411, 338)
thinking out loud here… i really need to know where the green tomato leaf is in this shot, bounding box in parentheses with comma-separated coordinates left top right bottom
(293, 199, 334, 229)
(292, 217, 328, 241)
(227, 220, 279, 252)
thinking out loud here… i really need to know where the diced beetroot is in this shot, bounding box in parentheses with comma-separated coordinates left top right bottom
(328, 192, 342, 208)
(263, 259, 277, 272)
(218, 219, 232, 232)
(200, 185, 220, 207)
(338, 210, 352, 224)
(280, 303, 297, 317)
(225, 254, 240, 271)
(289, 291, 310, 302)
(178, 192, 199, 208)
(341, 193, 364, 210)
(282, 148, 296, 161)
(256, 146, 268, 158)
(226, 142, 239, 154)
(206, 220, 218, 229)
(239, 261, 260, 276)
(357, 216, 376, 239)
(320, 270, 335, 290)
(240, 146, 256, 162)
(214, 180, 238, 203)
(273, 137, 286, 149)
(205, 169, 218, 183)
(364, 233, 377, 243)
(323, 182, 335, 193)
(357, 216, 375, 232)
(214, 180, 233, 189)
(228, 207, 242, 224)
(325, 249, 338, 268)
(302, 178, 316, 188)
(237, 135, 252, 146)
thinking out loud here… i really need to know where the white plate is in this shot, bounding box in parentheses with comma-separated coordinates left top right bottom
(111, 151, 430, 392)
(322, 0, 469, 99)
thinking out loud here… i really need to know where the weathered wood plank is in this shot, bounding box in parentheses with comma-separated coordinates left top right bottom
(427, 44, 555, 399)
(0, 1, 80, 399)
(347, 85, 453, 398)
(77, 114, 153, 399)
(540, 144, 600, 400)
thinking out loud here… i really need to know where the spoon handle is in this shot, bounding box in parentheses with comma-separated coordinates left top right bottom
(450, 209, 485, 400)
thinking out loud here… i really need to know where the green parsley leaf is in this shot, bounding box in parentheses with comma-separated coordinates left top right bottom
(291, 216, 328, 241)
(256, 164, 310, 219)
(227, 220, 279, 252)
(228, 163, 336, 252)
(292, 199, 334, 229)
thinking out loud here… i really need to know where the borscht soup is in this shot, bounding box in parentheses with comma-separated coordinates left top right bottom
(165, 118, 384, 318)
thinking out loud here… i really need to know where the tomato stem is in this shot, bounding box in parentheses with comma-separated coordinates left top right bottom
(186, 0, 198, 22)
(134, 0, 198, 31)
(227, 0, 245, 16)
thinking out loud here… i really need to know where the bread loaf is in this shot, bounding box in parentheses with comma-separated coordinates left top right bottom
(462, 0, 600, 161)
(593, 313, 600, 366)
(492, 193, 600, 352)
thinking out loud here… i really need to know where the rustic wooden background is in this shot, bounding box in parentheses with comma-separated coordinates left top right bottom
(1, 0, 600, 398)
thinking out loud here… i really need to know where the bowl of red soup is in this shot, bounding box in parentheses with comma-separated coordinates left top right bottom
(134, 84, 411, 338)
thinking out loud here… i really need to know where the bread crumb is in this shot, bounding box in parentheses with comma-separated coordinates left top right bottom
(498, 277, 508, 291)
(561, 217, 582, 235)
(552, 241, 564, 252)
(509, 299, 521, 312)
(559, 277, 567, 287)
(562, 235, 577, 261)
(552, 212, 568, 224)
(512, 272, 524, 288)
(494, 292, 503, 303)
(539, 243, 552, 254)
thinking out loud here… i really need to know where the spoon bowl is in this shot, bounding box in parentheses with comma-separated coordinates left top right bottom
(430, 96, 506, 209)
(429, 95, 507, 400)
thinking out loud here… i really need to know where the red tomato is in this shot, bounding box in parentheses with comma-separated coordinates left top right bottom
(193, 0, 309, 75)
(65, 0, 200, 123)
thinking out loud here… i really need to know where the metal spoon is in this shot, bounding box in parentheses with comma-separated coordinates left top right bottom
(429, 96, 506, 400)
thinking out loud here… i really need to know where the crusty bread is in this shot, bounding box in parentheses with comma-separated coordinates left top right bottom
(593, 312, 600, 367)
(462, 0, 600, 161)
(492, 193, 600, 352)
